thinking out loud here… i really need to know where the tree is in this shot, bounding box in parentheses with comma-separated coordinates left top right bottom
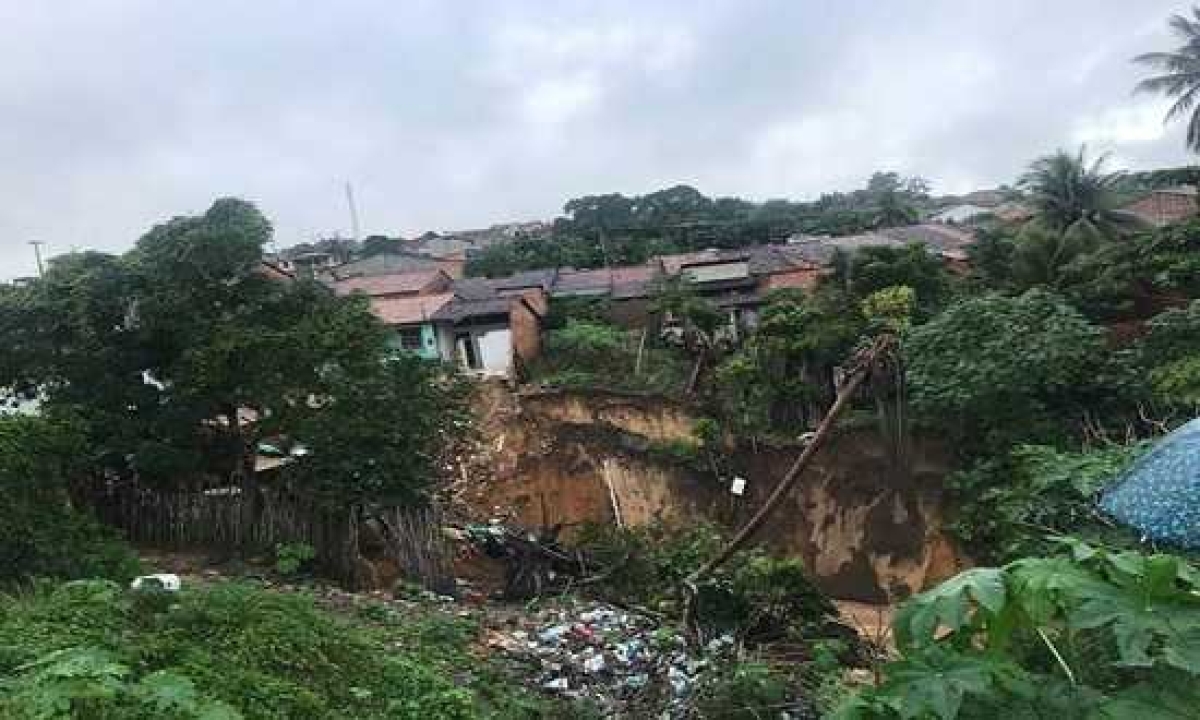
(715, 288, 865, 432)
(651, 275, 725, 394)
(905, 290, 1108, 451)
(873, 190, 919, 228)
(563, 193, 634, 230)
(1019, 147, 1141, 241)
(360, 234, 404, 257)
(846, 245, 951, 318)
(967, 227, 1017, 288)
(1058, 217, 1200, 320)
(0, 199, 463, 510)
(1139, 300, 1200, 409)
(1134, 7, 1200, 152)
(1011, 222, 1100, 289)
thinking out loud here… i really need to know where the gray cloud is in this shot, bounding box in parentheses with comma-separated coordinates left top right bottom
(0, 0, 1191, 278)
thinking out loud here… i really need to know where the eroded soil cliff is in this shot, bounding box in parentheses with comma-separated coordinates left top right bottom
(450, 382, 964, 602)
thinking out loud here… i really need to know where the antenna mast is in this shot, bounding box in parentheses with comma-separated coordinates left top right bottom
(344, 182, 361, 242)
(29, 240, 45, 277)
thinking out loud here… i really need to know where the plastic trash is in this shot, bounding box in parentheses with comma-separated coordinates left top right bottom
(130, 573, 182, 592)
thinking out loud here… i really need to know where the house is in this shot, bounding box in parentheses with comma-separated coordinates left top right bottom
(404, 222, 548, 260)
(284, 251, 338, 278)
(431, 276, 548, 377)
(258, 260, 295, 282)
(650, 246, 822, 339)
(329, 269, 452, 298)
(666, 250, 761, 337)
(327, 269, 454, 359)
(993, 202, 1035, 224)
(784, 224, 973, 264)
(930, 204, 992, 225)
(373, 293, 453, 359)
(548, 265, 662, 328)
(1119, 186, 1198, 227)
(958, 189, 1008, 207)
(325, 251, 465, 281)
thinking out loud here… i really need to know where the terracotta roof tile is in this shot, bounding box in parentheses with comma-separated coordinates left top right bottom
(331, 270, 449, 297)
(370, 293, 453, 325)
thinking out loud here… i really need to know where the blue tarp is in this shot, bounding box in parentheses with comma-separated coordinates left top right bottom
(1100, 418, 1200, 548)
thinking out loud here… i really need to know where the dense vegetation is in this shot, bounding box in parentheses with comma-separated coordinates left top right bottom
(3, 73, 1200, 713)
(0, 417, 140, 586)
(0, 580, 571, 719)
(0, 199, 465, 506)
(465, 175, 933, 277)
(839, 540, 1200, 718)
(526, 144, 1200, 717)
(0, 202, 486, 716)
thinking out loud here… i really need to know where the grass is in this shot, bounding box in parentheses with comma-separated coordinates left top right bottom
(0, 578, 588, 719)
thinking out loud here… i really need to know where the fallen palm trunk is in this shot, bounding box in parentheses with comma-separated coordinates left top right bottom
(681, 334, 897, 636)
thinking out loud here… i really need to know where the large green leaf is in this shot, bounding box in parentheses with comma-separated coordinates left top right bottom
(1091, 682, 1200, 720)
(1162, 626, 1200, 675)
(894, 568, 1006, 648)
(1007, 556, 1107, 624)
(878, 648, 1023, 720)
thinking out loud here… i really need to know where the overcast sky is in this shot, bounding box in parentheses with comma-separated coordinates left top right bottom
(1, 1, 1194, 279)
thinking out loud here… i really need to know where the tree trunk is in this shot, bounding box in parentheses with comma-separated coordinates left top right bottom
(681, 335, 894, 635)
(223, 402, 259, 552)
(685, 353, 705, 396)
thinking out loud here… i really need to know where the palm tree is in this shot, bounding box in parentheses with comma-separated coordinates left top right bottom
(1019, 147, 1140, 241)
(1134, 7, 1200, 152)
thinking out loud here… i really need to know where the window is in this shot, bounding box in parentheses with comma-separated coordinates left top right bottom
(397, 328, 423, 351)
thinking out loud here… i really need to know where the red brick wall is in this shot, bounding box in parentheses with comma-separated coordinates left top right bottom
(762, 267, 825, 291)
(1123, 193, 1197, 227)
(509, 294, 544, 367)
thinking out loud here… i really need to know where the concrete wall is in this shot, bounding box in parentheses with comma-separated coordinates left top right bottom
(436, 322, 513, 376)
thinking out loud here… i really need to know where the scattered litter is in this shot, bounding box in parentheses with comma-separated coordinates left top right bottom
(130, 573, 182, 591)
(583, 653, 606, 673)
(730, 476, 747, 495)
(483, 598, 730, 716)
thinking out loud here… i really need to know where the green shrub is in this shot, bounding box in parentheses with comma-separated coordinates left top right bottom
(273, 542, 315, 576)
(574, 523, 837, 641)
(544, 320, 626, 366)
(697, 555, 839, 641)
(575, 521, 722, 611)
(0, 646, 241, 719)
(836, 541, 1200, 719)
(532, 319, 691, 395)
(1139, 300, 1200, 409)
(947, 442, 1145, 564)
(905, 290, 1108, 453)
(0, 417, 140, 586)
(0, 579, 556, 719)
(544, 297, 615, 330)
(693, 661, 791, 719)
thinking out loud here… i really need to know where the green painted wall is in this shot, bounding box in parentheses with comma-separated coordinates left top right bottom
(388, 323, 440, 360)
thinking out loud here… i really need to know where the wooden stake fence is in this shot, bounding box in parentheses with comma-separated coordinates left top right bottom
(84, 480, 453, 592)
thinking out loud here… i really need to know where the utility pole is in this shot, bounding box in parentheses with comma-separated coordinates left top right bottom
(29, 240, 45, 277)
(344, 182, 361, 243)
